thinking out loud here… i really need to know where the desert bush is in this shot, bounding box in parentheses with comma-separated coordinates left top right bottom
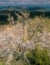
(26, 45, 50, 65)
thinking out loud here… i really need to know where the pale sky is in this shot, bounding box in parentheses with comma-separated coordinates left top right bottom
(0, 0, 50, 6)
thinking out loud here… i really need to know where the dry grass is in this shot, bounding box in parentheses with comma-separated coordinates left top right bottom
(0, 16, 50, 65)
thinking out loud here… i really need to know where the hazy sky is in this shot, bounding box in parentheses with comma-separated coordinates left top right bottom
(0, 0, 50, 6)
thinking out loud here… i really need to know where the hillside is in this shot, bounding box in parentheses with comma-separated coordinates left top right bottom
(0, 10, 50, 65)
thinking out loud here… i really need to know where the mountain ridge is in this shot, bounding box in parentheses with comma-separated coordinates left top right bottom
(0, 5, 50, 12)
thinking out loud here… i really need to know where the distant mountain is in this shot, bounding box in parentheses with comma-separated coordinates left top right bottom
(26, 7, 46, 12)
(0, 5, 50, 11)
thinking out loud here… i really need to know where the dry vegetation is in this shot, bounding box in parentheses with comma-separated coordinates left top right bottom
(0, 15, 50, 65)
